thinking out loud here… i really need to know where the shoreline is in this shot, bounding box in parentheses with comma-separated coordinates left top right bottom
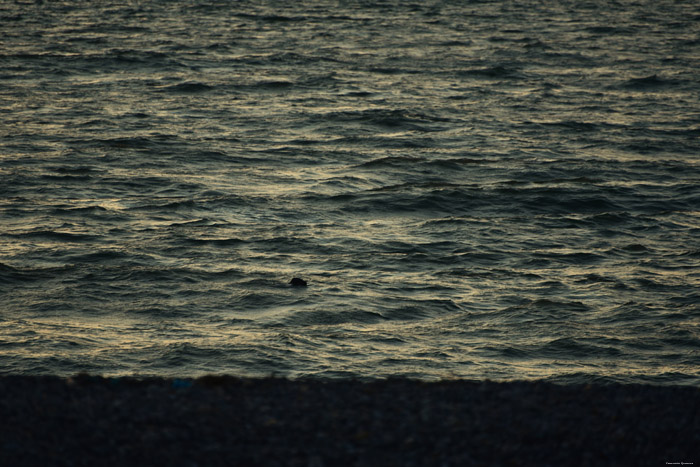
(1, 375, 698, 466)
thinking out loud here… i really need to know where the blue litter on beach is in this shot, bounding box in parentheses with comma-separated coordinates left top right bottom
(172, 379, 192, 389)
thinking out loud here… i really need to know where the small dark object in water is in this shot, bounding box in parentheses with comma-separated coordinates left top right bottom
(290, 277, 307, 287)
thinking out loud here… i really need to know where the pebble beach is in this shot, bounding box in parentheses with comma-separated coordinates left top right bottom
(1, 375, 698, 466)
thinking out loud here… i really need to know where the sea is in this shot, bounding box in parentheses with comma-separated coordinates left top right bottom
(1, 0, 699, 385)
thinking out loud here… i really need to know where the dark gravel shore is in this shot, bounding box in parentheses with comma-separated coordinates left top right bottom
(1, 375, 697, 466)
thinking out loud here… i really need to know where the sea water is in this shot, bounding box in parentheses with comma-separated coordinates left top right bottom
(1, 0, 699, 385)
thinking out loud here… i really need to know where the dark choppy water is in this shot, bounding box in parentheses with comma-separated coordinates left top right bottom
(1, 0, 699, 385)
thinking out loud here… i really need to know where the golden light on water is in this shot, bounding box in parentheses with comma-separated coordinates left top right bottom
(1, 0, 698, 384)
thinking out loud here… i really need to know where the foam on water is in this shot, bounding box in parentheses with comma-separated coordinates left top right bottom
(1, 0, 699, 384)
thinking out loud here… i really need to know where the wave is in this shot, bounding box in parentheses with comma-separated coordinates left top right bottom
(160, 81, 215, 93)
(354, 155, 426, 168)
(5, 230, 99, 243)
(184, 237, 247, 247)
(319, 109, 451, 131)
(0, 263, 76, 285)
(94, 134, 182, 150)
(456, 64, 525, 80)
(324, 182, 633, 217)
(3, 0, 699, 383)
(233, 13, 308, 22)
(615, 75, 686, 91)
